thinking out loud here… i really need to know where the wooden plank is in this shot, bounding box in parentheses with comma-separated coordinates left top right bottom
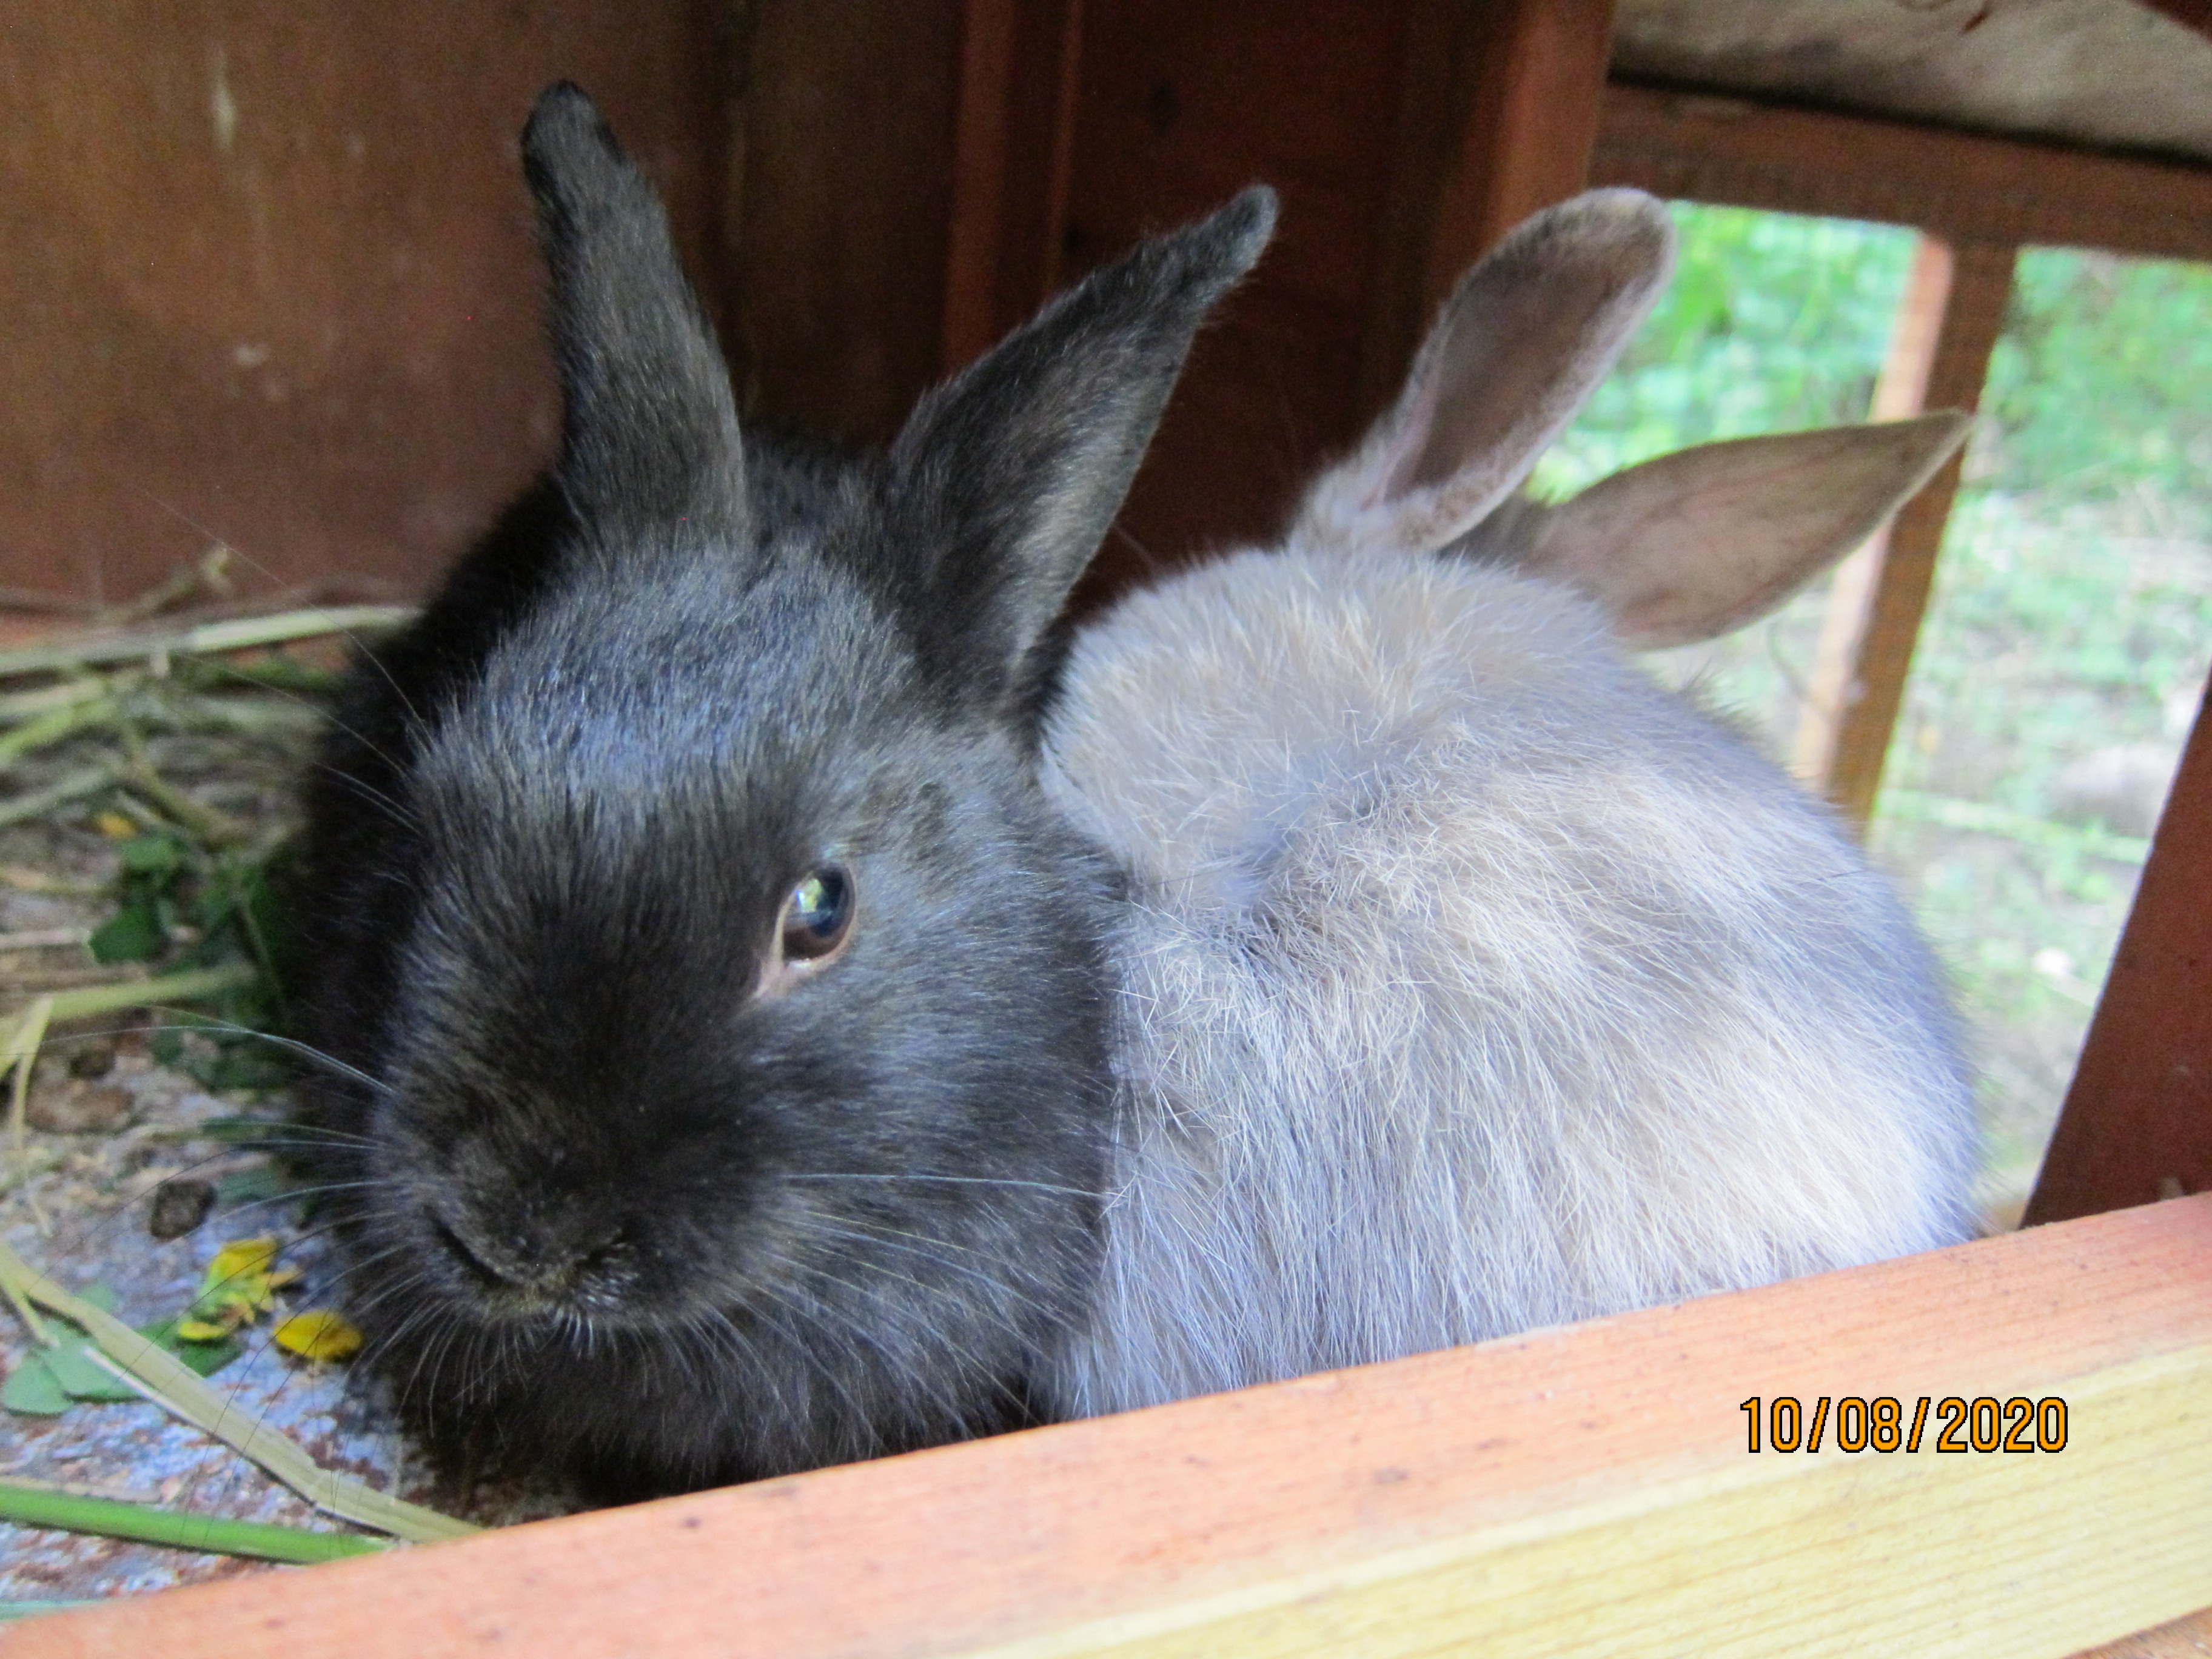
(2026, 683, 2212, 1227)
(1592, 81, 2212, 264)
(939, 0, 1084, 374)
(1818, 238, 2016, 823)
(1791, 232, 1956, 793)
(0, 1, 735, 607)
(1051, 0, 1421, 600)
(1358, 0, 1616, 418)
(13, 1195, 2212, 1659)
(724, 0, 965, 444)
(2068, 1606, 2212, 1659)
(1418, 0, 1618, 311)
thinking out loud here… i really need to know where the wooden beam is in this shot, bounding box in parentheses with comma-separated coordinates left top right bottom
(1358, 0, 1617, 417)
(15, 1196, 2212, 1658)
(725, 0, 967, 444)
(1420, 0, 1618, 306)
(2072, 1607, 2212, 1658)
(1592, 80, 2212, 264)
(2026, 682, 2212, 1226)
(1811, 238, 2016, 822)
(1791, 232, 1955, 795)
(939, 0, 1084, 374)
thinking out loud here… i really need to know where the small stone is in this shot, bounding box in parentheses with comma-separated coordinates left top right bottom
(67, 1041, 117, 1079)
(148, 1178, 217, 1241)
(25, 1081, 135, 1135)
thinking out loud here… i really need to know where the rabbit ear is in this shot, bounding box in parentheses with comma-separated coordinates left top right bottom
(1298, 189, 1673, 557)
(523, 83, 746, 543)
(891, 187, 1277, 720)
(1517, 414, 1972, 649)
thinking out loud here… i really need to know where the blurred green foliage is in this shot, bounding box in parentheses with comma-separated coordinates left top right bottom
(1536, 200, 2212, 1208)
(1534, 203, 1915, 495)
(1984, 249, 2212, 501)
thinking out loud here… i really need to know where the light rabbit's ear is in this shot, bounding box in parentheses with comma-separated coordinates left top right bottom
(1515, 414, 1971, 649)
(1295, 189, 1674, 555)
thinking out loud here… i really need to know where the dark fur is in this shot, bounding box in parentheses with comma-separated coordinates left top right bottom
(289, 83, 1273, 1495)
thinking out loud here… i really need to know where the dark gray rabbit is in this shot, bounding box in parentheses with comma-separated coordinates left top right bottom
(290, 83, 1273, 1496)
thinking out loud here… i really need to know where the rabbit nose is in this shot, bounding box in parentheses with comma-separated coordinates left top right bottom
(430, 1206, 631, 1298)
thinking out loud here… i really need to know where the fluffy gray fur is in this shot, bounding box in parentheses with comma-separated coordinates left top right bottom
(1037, 190, 1979, 1416)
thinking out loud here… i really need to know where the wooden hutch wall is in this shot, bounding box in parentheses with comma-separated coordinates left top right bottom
(0, 1, 739, 609)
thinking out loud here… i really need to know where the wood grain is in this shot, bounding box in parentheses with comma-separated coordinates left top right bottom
(1593, 81, 2212, 262)
(724, 0, 966, 444)
(12, 1196, 2212, 1658)
(1789, 233, 1951, 791)
(2026, 682, 2212, 1226)
(1817, 238, 2017, 822)
(0, 1, 734, 606)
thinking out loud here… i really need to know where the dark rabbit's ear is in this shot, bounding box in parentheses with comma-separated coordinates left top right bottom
(523, 83, 745, 543)
(890, 187, 1278, 719)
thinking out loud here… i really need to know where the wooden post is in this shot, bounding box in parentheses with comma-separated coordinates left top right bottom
(1421, 0, 1618, 306)
(1790, 232, 1953, 789)
(2025, 680, 2212, 1226)
(1814, 238, 2016, 822)
(1359, 0, 1617, 415)
(939, 0, 1084, 375)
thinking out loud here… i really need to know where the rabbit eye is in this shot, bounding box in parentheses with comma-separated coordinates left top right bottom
(781, 865, 853, 962)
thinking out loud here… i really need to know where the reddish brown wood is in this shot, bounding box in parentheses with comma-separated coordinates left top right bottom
(1053, 0, 1421, 603)
(2070, 1606, 2212, 1659)
(1357, 0, 1615, 419)
(2026, 682, 2212, 1225)
(1419, 0, 1617, 310)
(1593, 81, 2212, 263)
(940, 0, 1084, 374)
(726, 0, 967, 444)
(1821, 238, 2016, 823)
(0, 2, 736, 608)
(13, 1196, 2212, 1658)
(1791, 234, 1956, 797)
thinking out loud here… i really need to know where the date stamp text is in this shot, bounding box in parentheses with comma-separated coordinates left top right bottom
(1740, 1395, 2067, 1453)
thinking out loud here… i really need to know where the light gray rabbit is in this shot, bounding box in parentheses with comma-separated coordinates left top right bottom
(1037, 189, 1979, 1418)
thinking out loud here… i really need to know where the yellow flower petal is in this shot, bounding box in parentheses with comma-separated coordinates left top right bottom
(274, 1310, 363, 1363)
(205, 1238, 280, 1286)
(174, 1316, 235, 1342)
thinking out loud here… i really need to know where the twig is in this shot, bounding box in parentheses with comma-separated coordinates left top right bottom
(5, 993, 52, 1236)
(0, 605, 415, 680)
(0, 1478, 387, 1565)
(0, 1248, 477, 1544)
(0, 766, 114, 832)
(118, 751, 252, 848)
(0, 698, 118, 768)
(93, 546, 235, 629)
(0, 677, 116, 726)
(0, 929, 90, 951)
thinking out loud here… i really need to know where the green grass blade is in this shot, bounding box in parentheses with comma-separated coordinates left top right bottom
(0, 1244, 478, 1544)
(0, 1479, 387, 1564)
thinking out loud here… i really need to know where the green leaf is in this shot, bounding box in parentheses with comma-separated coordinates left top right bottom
(1, 1353, 72, 1416)
(119, 833, 189, 877)
(139, 1319, 244, 1378)
(41, 1340, 139, 1403)
(88, 899, 165, 964)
